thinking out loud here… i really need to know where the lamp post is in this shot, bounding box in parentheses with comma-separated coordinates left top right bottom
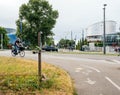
(20, 17, 22, 41)
(82, 29, 84, 45)
(71, 31, 73, 50)
(20, 19, 22, 33)
(80, 29, 84, 51)
(103, 4, 107, 54)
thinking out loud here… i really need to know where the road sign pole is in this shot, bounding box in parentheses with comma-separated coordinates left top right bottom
(38, 32, 42, 87)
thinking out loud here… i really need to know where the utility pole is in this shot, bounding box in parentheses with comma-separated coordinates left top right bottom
(103, 4, 107, 54)
(71, 31, 73, 50)
(74, 35, 77, 49)
(20, 18, 22, 41)
(20, 19, 22, 33)
(71, 31, 73, 41)
(65, 36, 67, 49)
(82, 29, 84, 45)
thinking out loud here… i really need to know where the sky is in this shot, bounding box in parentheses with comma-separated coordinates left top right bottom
(0, 0, 120, 43)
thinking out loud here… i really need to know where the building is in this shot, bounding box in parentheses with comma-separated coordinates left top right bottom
(86, 20, 120, 51)
(5, 28, 16, 44)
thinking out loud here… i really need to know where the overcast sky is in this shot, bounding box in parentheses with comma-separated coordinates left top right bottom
(0, 0, 120, 43)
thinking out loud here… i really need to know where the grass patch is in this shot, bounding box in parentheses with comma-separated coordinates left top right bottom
(0, 56, 75, 95)
(46, 50, 118, 56)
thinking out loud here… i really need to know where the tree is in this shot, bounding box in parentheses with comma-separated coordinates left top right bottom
(58, 39, 75, 49)
(16, 0, 58, 48)
(95, 41, 103, 47)
(76, 40, 80, 50)
(0, 27, 9, 48)
(58, 39, 67, 48)
(83, 39, 88, 46)
(76, 39, 88, 50)
(76, 39, 82, 50)
(46, 36, 54, 46)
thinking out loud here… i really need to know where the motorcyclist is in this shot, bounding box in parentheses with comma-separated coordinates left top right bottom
(14, 38, 22, 54)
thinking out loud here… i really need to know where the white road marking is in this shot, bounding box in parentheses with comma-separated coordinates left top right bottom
(112, 60, 120, 64)
(75, 68, 83, 72)
(85, 78, 96, 85)
(105, 77, 120, 91)
(87, 66, 100, 73)
(82, 70, 92, 75)
(82, 72, 89, 75)
(82, 65, 101, 73)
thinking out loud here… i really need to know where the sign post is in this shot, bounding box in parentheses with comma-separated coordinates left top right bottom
(38, 32, 42, 87)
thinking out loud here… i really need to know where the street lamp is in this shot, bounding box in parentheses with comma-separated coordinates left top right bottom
(103, 4, 107, 54)
(20, 19, 22, 33)
(19, 17, 22, 41)
(80, 29, 84, 51)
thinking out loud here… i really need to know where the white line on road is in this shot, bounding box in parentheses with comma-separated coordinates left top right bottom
(82, 65, 101, 73)
(105, 77, 120, 91)
(112, 60, 120, 64)
(75, 68, 83, 72)
(85, 78, 96, 85)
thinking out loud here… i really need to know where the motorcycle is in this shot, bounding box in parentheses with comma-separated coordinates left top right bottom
(11, 45, 25, 57)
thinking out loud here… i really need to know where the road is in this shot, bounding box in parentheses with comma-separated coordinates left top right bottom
(0, 50, 120, 95)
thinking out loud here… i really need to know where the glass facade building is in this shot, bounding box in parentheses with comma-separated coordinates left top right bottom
(86, 20, 120, 46)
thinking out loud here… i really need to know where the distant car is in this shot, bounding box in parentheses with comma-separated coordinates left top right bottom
(42, 46, 58, 52)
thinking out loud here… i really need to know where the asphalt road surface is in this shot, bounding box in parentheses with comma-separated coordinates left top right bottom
(0, 50, 120, 95)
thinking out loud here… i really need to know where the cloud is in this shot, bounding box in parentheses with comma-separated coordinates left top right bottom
(0, 0, 28, 28)
(0, 0, 120, 42)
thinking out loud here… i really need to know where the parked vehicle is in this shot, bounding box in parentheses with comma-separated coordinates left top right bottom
(42, 46, 58, 52)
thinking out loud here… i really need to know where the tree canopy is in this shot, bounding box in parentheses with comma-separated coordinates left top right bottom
(58, 39, 75, 49)
(16, 0, 58, 48)
(0, 27, 9, 48)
